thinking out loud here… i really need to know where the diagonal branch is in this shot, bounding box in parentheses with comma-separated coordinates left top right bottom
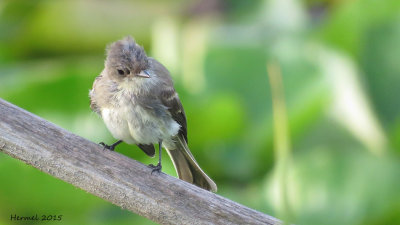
(0, 98, 281, 225)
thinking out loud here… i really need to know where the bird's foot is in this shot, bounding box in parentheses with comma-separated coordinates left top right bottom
(149, 163, 162, 174)
(99, 142, 115, 151)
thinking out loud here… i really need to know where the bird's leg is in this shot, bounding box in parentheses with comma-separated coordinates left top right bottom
(99, 140, 123, 151)
(149, 141, 162, 174)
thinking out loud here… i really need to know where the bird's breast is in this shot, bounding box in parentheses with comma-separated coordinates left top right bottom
(101, 93, 180, 145)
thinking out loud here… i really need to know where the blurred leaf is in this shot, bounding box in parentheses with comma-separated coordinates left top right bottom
(361, 19, 400, 130)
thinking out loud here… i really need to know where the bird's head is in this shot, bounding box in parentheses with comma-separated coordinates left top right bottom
(105, 36, 151, 81)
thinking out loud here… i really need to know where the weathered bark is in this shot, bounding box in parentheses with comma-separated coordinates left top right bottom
(0, 98, 281, 225)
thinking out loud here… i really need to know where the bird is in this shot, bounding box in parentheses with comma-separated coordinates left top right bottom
(89, 36, 217, 192)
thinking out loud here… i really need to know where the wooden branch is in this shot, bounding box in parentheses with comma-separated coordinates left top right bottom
(0, 98, 281, 225)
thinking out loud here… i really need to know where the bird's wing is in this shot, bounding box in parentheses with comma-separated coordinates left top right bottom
(148, 57, 188, 143)
(160, 88, 188, 143)
(89, 75, 102, 115)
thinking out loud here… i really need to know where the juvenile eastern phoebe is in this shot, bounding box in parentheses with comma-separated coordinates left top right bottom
(89, 36, 217, 192)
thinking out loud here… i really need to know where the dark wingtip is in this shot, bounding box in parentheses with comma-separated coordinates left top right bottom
(137, 144, 155, 157)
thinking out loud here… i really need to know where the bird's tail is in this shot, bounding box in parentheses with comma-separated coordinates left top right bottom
(166, 135, 217, 192)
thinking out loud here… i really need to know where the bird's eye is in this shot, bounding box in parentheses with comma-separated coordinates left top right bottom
(117, 69, 124, 75)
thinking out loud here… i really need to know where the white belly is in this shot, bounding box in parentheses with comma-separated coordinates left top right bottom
(101, 105, 180, 145)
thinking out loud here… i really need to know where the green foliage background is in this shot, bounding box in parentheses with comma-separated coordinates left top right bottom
(1, 0, 400, 224)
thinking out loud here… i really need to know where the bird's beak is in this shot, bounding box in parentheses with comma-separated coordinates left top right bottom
(137, 70, 150, 78)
